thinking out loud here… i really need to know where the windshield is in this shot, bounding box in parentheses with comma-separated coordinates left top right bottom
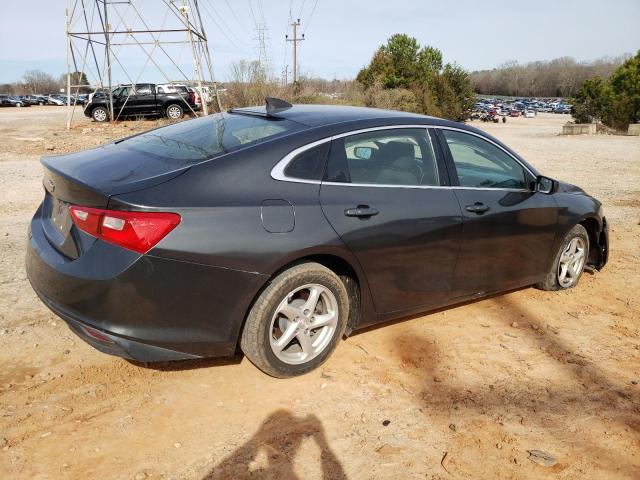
(120, 112, 303, 165)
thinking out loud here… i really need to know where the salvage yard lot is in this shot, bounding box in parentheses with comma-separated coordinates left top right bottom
(0, 107, 639, 479)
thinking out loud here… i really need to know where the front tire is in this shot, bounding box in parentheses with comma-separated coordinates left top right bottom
(91, 106, 109, 122)
(165, 103, 183, 120)
(537, 224, 589, 291)
(240, 263, 349, 378)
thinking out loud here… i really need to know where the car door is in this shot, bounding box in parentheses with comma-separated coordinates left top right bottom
(131, 84, 156, 114)
(319, 126, 462, 316)
(436, 127, 558, 297)
(111, 86, 132, 118)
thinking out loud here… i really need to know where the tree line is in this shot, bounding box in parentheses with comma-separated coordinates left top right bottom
(571, 50, 640, 130)
(1, 70, 90, 95)
(471, 56, 629, 98)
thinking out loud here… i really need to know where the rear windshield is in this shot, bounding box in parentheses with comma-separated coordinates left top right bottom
(119, 112, 303, 165)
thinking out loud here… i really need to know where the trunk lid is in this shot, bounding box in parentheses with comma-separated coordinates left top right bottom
(40, 141, 191, 259)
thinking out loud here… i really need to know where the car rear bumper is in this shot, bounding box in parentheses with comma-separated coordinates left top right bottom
(31, 285, 201, 361)
(26, 206, 267, 361)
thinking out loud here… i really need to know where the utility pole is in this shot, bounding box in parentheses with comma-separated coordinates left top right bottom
(286, 19, 304, 83)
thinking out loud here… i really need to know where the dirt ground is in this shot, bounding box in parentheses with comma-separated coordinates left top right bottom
(0, 107, 639, 480)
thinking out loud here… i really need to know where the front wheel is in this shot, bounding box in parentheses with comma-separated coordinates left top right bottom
(165, 103, 183, 120)
(537, 224, 589, 291)
(240, 263, 349, 378)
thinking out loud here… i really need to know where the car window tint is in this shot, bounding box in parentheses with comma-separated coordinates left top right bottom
(120, 112, 303, 164)
(285, 143, 330, 181)
(137, 85, 152, 95)
(442, 130, 528, 189)
(327, 128, 439, 186)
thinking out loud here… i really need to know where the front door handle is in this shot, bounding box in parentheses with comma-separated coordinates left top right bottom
(465, 202, 490, 214)
(344, 205, 379, 218)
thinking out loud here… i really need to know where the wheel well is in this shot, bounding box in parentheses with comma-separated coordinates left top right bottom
(579, 217, 600, 265)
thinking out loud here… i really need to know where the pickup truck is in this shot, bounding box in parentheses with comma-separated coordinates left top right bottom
(83, 83, 200, 122)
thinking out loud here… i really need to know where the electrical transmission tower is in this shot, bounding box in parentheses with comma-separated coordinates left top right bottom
(253, 23, 271, 73)
(285, 19, 304, 83)
(65, 0, 221, 127)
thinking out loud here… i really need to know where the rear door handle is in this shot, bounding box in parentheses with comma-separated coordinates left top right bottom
(465, 202, 490, 214)
(344, 205, 379, 218)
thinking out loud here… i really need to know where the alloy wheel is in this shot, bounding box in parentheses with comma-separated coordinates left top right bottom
(167, 106, 182, 119)
(269, 284, 339, 365)
(557, 237, 586, 287)
(93, 108, 107, 122)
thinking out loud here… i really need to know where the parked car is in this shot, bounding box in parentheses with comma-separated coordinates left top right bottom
(47, 96, 65, 106)
(509, 109, 520, 117)
(524, 109, 536, 118)
(26, 100, 609, 377)
(83, 83, 200, 121)
(17, 96, 38, 106)
(0, 95, 26, 107)
(22, 95, 48, 105)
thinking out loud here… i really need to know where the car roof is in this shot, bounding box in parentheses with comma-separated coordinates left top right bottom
(231, 104, 430, 127)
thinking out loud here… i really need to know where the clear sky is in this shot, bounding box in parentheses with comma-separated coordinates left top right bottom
(1, 0, 639, 84)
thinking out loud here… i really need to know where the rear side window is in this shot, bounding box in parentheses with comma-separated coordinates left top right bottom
(120, 113, 303, 165)
(137, 85, 153, 95)
(326, 128, 440, 186)
(284, 143, 330, 181)
(442, 130, 528, 189)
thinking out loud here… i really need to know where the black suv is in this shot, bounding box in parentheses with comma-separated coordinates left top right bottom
(83, 83, 200, 122)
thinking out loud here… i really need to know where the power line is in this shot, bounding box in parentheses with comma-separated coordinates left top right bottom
(200, 0, 251, 54)
(223, 0, 249, 33)
(297, 0, 307, 20)
(302, 0, 319, 34)
(203, 0, 250, 48)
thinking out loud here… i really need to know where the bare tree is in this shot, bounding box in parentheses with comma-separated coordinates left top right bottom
(22, 70, 61, 95)
(471, 55, 629, 97)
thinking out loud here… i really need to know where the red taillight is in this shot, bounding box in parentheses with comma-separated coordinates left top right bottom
(69, 206, 180, 254)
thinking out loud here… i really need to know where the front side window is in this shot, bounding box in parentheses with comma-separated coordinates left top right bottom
(326, 128, 440, 186)
(442, 130, 529, 189)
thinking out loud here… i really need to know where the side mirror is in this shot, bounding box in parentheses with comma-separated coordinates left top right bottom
(354, 146, 373, 160)
(536, 175, 556, 194)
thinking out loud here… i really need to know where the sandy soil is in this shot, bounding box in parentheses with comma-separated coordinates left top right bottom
(0, 107, 639, 480)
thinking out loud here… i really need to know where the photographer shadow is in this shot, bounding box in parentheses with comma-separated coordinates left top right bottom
(203, 409, 347, 480)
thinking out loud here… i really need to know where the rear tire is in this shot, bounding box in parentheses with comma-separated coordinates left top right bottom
(165, 103, 183, 120)
(92, 106, 108, 122)
(240, 263, 349, 378)
(537, 224, 589, 291)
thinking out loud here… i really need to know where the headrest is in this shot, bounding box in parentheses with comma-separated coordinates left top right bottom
(380, 141, 414, 162)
